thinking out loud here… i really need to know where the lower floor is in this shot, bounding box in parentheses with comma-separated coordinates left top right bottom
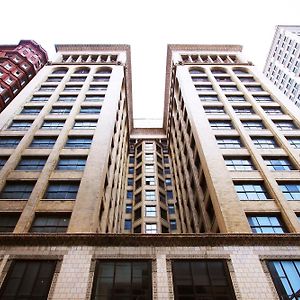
(0, 240, 299, 299)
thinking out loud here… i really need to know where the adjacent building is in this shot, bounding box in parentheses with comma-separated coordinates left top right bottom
(0, 43, 299, 299)
(264, 25, 300, 106)
(0, 40, 48, 111)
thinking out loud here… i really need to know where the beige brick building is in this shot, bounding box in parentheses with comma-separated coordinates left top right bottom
(0, 44, 299, 299)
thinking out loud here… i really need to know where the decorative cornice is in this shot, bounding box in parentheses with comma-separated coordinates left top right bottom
(0, 234, 300, 247)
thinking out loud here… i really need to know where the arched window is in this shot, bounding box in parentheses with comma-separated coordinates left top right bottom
(52, 68, 68, 75)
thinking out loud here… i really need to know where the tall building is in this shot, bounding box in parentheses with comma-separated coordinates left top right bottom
(264, 25, 300, 106)
(0, 44, 299, 299)
(0, 40, 48, 111)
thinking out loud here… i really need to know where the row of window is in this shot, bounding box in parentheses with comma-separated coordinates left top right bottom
(38, 83, 108, 92)
(50, 67, 112, 75)
(20, 105, 101, 115)
(0, 259, 298, 300)
(199, 94, 274, 103)
(30, 94, 105, 102)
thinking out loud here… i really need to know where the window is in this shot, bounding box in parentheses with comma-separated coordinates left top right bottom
(268, 260, 300, 299)
(221, 85, 239, 91)
(165, 178, 172, 186)
(124, 220, 132, 230)
(79, 107, 101, 114)
(264, 157, 294, 171)
(0, 181, 35, 199)
(279, 183, 300, 200)
(242, 120, 265, 130)
(91, 261, 152, 300)
(199, 95, 219, 102)
(251, 137, 278, 149)
(274, 120, 298, 130)
(216, 137, 243, 148)
(145, 206, 156, 217)
(16, 157, 47, 171)
(264, 107, 283, 115)
(63, 85, 82, 92)
(50, 107, 71, 114)
(21, 107, 42, 115)
(248, 215, 286, 233)
(73, 121, 97, 130)
(0, 136, 21, 148)
(204, 107, 225, 114)
(226, 95, 246, 102)
(39, 85, 57, 92)
(56, 156, 86, 170)
(225, 157, 255, 171)
(127, 178, 133, 186)
(29, 136, 57, 148)
(84, 95, 105, 102)
(172, 260, 236, 299)
(209, 120, 234, 130)
(0, 156, 8, 169)
(195, 85, 214, 91)
(145, 190, 156, 200)
(287, 137, 300, 148)
(57, 95, 77, 102)
(234, 107, 254, 114)
(41, 120, 65, 130)
(9, 120, 33, 130)
(145, 164, 155, 172)
(168, 204, 175, 214)
(145, 223, 157, 233)
(145, 153, 154, 161)
(0, 213, 19, 232)
(65, 136, 92, 148)
(253, 95, 274, 102)
(246, 85, 264, 92)
(52, 68, 68, 74)
(0, 260, 56, 299)
(125, 204, 132, 213)
(92, 76, 110, 82)
(88, 84, 107, 91)
(145, 176, 155, 186)
(170, 220, 177, 230)
(43, 182, 79, 199)
(127, 191, 133, 199)
(167, 191, 173, 199)
(69, 76, 86, 82)
(234, 182, 270, 200)
(30, 214, 70, 233)
(238, 76, 255, 82)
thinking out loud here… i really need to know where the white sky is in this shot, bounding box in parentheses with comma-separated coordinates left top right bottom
(2, 0, 300, 127)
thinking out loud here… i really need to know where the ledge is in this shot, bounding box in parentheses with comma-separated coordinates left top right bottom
(0, 233, 300, 247)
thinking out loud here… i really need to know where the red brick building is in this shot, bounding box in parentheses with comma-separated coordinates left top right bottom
(0, 40, 48, 111)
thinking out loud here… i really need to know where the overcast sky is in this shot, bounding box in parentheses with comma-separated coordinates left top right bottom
(2, 0, 300, 127)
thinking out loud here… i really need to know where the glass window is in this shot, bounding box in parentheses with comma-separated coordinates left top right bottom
(242, 120, 265, 130)
(39, 85, 57, 92)
(0, 213, 20, 233)
(145, 223, 157, 233)
(41, 120, 65, 130)
(279, 183, 300, 200)
(170, 220, 177, 230)
(30, 96, 50, 102)
(168, 204, 175, 214)
(209, 120, 234, 130)
(221, 85, 239, 91)
(127, 191, 133, 199)
(216, 137, 243, 148)
(29, 136, 57, 148)
(204, 107, 225, 114)
(172, 260, 236, 299)
(287, 137, 300, 148)
(84, 95, 105, 102)
(145, 177, 155, 186)
(91, 261, 152, 299)
(274, 120, 298, 130)
(234, 182, 270, 200)
(64, 136, 92, 148)
(251, 137, 278, 149)
(127, 178, 133, 186)
(21, 107, 42, 115)
(195, 85, 214, 91)
(79, 107, 101, 114)
(0, 181, 35, 199)
(0, 157, 8, 169)
(234, 107, 255, 115)
(57, 95, 77, 102)
(44, 182, 79, 199)
(0, 260, 56, 299)
(73, 121, 97, 130)
(248, 215, 286, 233)
(268, 260, 300, 299)
(199, 95, 219, 102)
(69, 76, 86, 82)
(50, 107, 71, 114)
(226, 95, 246, 102)
(88, 84, 107, 91)
(63, 85, 82, 92)
(30, 214, 70, 233)
(246, 85, 264, 92)
(56, 156, 86, 170)
(165, 178, 172, 186)
(145, 206, 156, 217)
(124, 219, 132, 230)
(225, 157, 255, 171)
(264, 107, 283, 115)
(145, 190, 156, 200)
(125, 204, 132, 213)
(145, 164, 155, 173)
(145, 154, 154, 161)
(9, 120, 33, 130)
(0, 136, 21, 148)
(253, 95, 274, 102)
(264, 157, 294, 171)
(16, 157, 47, 171)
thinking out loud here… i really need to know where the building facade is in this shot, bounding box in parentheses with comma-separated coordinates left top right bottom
(0, 44, 299, 299)
(0, 40, 48, 112)
(264, 25, 300, 107)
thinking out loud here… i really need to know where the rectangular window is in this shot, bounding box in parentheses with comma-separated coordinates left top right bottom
(234, 107, 255, 115)
(43, 181, 79, 199)
(268, 260, 300, 299)
(9, 120, 33, 130)
(217, 137, 243, 148)
(79, 107, 101, 114)
(0, 136, 22, 148)
(127, 178, 133, 186)
(145, 190, 156, 200)
(264, 107, 283, 115)
(63, 85, 82, 92)
(204, 107, 225, 114)
(274, 120, 298, 130)
(225, 157, 255, 171)
(39, 85, 57, 92)
(264, 157, 294, 171)
(0, 157, 8, 169)
(69, 76, 86, 82)
(246, 85, 264, 92)
(172, 260, 236, 299)
(21, 107, 42, 115)
(50, 107, 71, 114)
(88, 84, 107, 91)
(170, 220, 177, 230)
(165, 178, 172, 186)
(251, 137, 278, 149)
(30, 95, 50, 102)
(199, 95, 219, 102)
(0, 181, 35, 199)
(145, 176, 155, 186)
(248, 215, 286, 233)
(91, 261, 152, 299)
(64, 136, 92, 148)
(242, 120, 265, 130)
(84, 95, 105, 102)
(16, 156, 47, 171)
(0, 213, 19, 233)
(145, 164, 155, 173)
(145, 154, 154, 161)
(29, 136, 57, 148)
(254, 96, 274, 103)
(125, 204, 132, 213)
(195, 85, 214, 91)
(30, 214, 70, 233)
(127, 191, 133, 199)
(221, 85, 239, 91)
(226, 95, 246, 102)
(145, 223, 157, 233)
(168, 204, 175, 214)
(234, 182, 270, 200)
(124, 219, 132, 230)
(57, 95, 77, 102)
(279, 183, 300, 200)
(56, 156, 87, 170)
(145, 206, 156, 217)
(287, 137, 300, 148)
(41, 120, 65, 130)
(73, 121, 97, 130)
(209, 120, 234, 130)
(0, 260, 56, 299)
